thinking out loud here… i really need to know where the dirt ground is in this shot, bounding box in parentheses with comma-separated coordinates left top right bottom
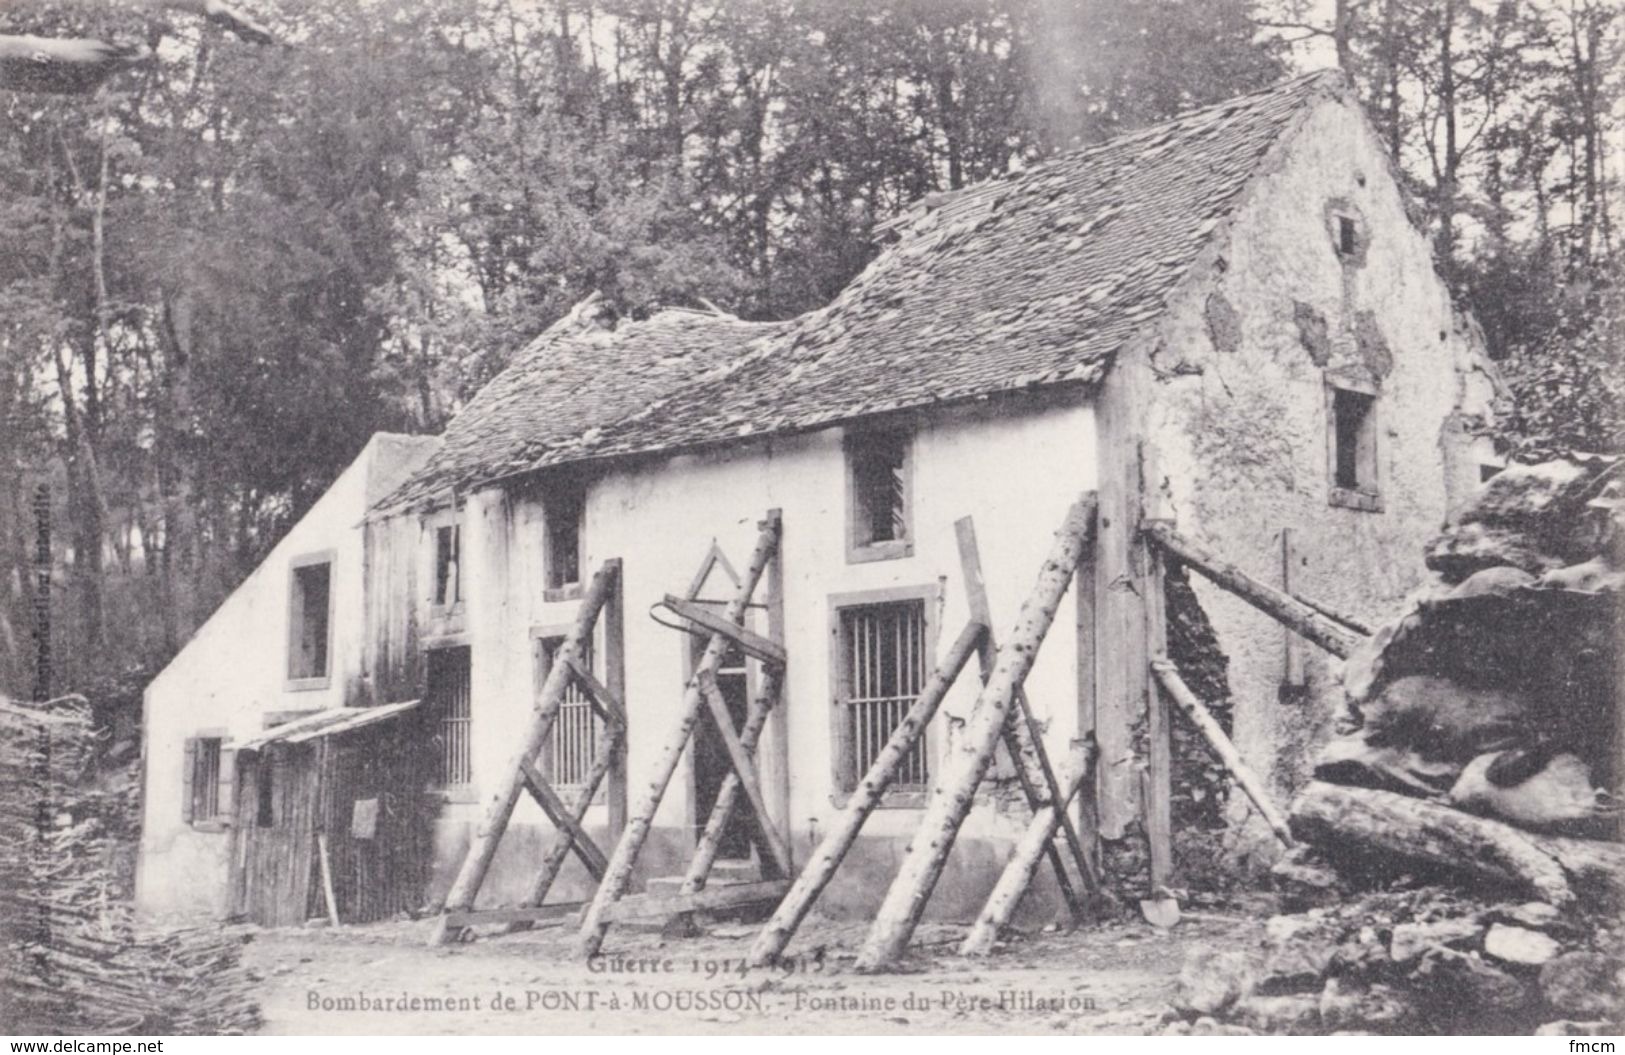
(238, 901, 1271, 1035)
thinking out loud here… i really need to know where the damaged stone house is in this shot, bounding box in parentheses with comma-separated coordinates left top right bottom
(135, 70, 1500, 928)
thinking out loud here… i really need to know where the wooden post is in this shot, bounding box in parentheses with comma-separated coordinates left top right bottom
(432, 560, 620, 942)
(604, 561, 628, 835)
(1152, 658, 1292, 847)
(1280, 529, 1306, 701)
(316, 832, 341, 927)
(1142, 516, 1174, 904)
(855, 495, 1095, 970)
(1143, 522, 1361, 658)
(747, 621, 985, 967)
(578, 513, 781, 958)
(1073, 544, 1102, 883)
(960, 738, 1095, 956)
(32, 483, 50, 702)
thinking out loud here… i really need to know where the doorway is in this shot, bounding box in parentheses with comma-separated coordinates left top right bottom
(690, 639, 756, 862)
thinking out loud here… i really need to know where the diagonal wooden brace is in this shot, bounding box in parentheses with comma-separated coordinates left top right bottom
(682, 666, 785, 893)
(521, 759, 608, 879)
(566, 655, 628, 728)
(697, 669, 792, 876)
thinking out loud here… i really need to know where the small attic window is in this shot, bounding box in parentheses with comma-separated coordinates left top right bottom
(846, 428, 913, 563)
(1338, 217, 1357, 255)
(1328, 384, 1381, 512)
(544, 479, 585, 599)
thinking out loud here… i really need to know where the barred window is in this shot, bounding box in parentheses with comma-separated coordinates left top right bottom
(835, 599, 928, 792)
(540, 637, 598, 789)
(428, 646, 472, 788)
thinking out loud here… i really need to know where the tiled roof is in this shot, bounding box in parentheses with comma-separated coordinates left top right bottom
(383, 69, 1347, 510)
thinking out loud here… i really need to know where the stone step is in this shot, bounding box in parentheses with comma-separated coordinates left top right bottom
(642, 859, 759, 899)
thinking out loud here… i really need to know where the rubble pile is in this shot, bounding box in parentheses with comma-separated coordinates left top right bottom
(0, 694, 260, 1034)
(1167, 886, 1622, 1035)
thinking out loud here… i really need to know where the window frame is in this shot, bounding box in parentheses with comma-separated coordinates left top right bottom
(827, 583, 941, 808)
(285, 550, 336, 690)
(844, 427, 916, 565)
(543, 478, 587, 602)
(431, 520, 463, 612)
(182, 730, 235, 832)
(532, 623, 606, 803)
(425, 644, 476, 800)
(1326, 377, 1383, 512)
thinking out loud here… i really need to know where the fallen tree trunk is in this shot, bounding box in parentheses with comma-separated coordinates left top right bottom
(1289, 781, 1625, 908)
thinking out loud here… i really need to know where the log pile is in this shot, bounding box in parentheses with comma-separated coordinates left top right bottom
(1, 695, 260, 1035)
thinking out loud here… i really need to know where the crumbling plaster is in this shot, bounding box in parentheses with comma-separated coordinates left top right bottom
(1139, 95, 1499, 858)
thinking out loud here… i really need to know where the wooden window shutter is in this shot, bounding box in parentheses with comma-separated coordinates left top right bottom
(217, 747, 237, 821)
(181, 737, 198, 823)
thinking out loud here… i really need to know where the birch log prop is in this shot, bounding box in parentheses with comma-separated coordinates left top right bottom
(507, 723, 623, 932)
(855, 494, 1096, 970)
(680, 668, 783, 894)
(1142, 522, 1362, 659)
(578, 513, 781, 957)
(747, 621, 986, 967)
(1290, 781, 1625, 907)
(960, 737, 1095, 956)
(433, 560, 619, 941)
(1151, 658, 1293, 847)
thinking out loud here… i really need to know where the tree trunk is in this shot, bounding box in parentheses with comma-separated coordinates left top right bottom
(855, 495, 1095, 970)
(1289, 781, 1625, 908)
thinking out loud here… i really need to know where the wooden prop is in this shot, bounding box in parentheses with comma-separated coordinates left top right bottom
(1290, 781, 1625, 908)
(1142, 522, 1362, 659)
(578, 513, 784, 957)
(855, 494, 1097, 970)
(316, 832, 341, 927)
(960, 737, 1096, 955)
(955, 516, 1100, 912)
(747, 620, 986, 966)
(1140, 511, 1175, 924)
(1152, 658, 1293, 847)
(429, 559, 622, 945)
(678, 666, 783, 894)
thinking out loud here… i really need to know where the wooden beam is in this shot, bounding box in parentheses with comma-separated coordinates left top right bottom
(579, 514, 781, 958)
(1143, 515, 1174, 901)
(1281, 529, 1306, 700)
(1143, 522, 1361, 658)
(601, 880, 791, 923)
(446, 902, 585, 929)
(1290, 781, 1625, 907)
(604, 566, 628, 835)
(956, 516, 1099, 906)
(748, 620, 985, 967)
(961, 738, 1095, 956)
(316, 832, 341, 928)
(662, 595, 788, 667)
(1153, 659, 1293, 847)
(697, 671, 792, 876)
(856, 494, 1096, 970)
(566, 654, 627, 728)
(520, 759, 609, 879)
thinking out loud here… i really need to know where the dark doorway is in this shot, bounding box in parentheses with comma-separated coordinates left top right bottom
(691, 639, 755, 861)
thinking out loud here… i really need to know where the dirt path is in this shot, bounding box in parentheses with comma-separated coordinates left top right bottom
(240, 908, 1267, 1035)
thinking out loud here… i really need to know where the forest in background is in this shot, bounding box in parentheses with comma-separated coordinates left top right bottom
(0, 0, 1619, 720)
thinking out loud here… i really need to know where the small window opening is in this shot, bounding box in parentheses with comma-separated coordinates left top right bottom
(288, 560, 331, 680)
(1331, 387, 1378, 495)
(545, 482, 584, 592)
(433, 524, 461, 606)
(191, 738, 221, 819)
(848, 430, 911, 558)
(1338, 216, 1358, 256)
(1480, 463, 1504, 483)
(255, 757, 275, 827)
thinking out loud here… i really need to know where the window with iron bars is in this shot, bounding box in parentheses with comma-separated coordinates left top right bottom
(428, 646, 472, 788)
(540, 637, 598, 790)
(835, 599, 929, 794)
